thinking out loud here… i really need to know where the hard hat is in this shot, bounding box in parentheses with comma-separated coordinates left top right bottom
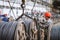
(44, 12, 52, 17)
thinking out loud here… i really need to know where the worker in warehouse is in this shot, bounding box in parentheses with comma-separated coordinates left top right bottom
(2, 14, 9, 22)
(44, 12, 53, 40)
(39, 12, 53, 40)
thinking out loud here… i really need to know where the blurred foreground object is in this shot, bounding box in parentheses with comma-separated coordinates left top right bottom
(53, 0, 60, 10)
